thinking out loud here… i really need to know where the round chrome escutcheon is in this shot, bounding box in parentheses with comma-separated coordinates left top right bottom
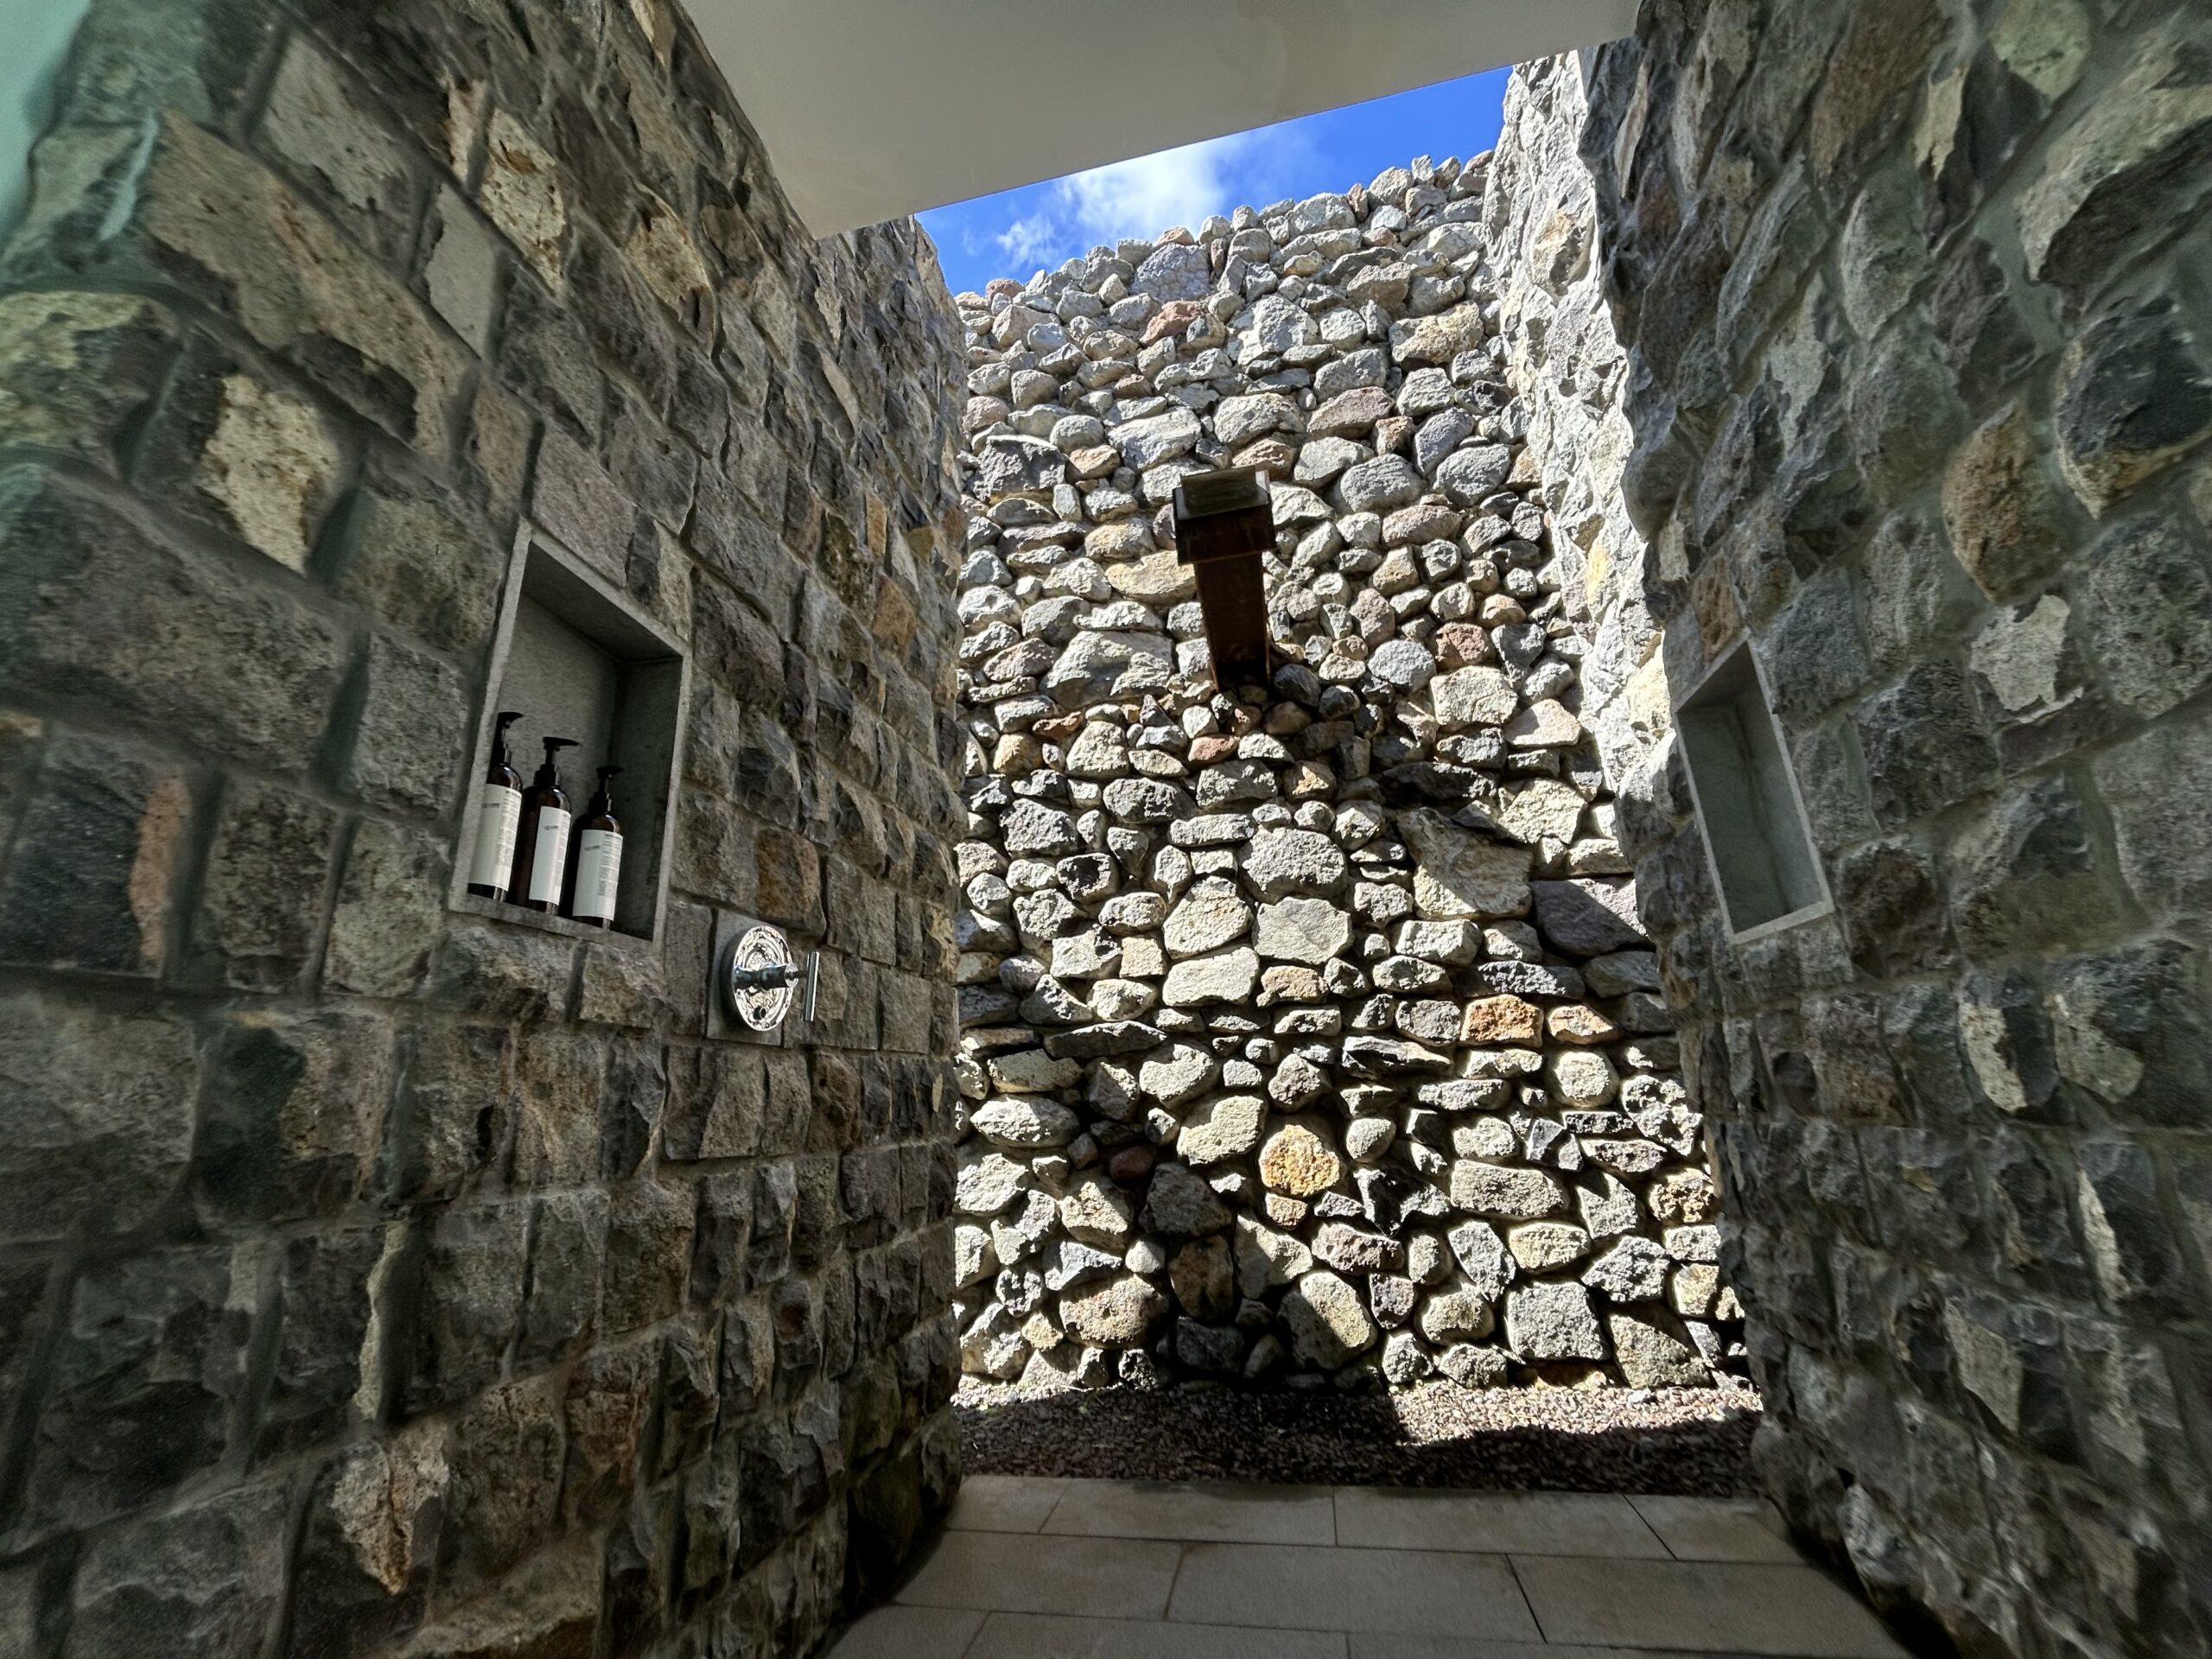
(722, 925, 796, 1032)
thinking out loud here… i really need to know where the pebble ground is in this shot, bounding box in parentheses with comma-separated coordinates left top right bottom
(957, 1377, 1763, 1496)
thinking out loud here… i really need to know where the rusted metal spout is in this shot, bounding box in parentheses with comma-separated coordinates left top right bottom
(1171, 466, 1275, 690)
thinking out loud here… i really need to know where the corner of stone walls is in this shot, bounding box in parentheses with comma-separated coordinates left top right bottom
(0, 0, 968, 1654)
(944, 135, 1752, 1395)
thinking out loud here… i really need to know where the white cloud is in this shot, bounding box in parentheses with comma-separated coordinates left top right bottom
(988, 127, 1316, 278)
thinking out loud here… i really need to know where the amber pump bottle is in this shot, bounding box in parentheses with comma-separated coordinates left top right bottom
(563, 766, 624, 926)
(510, 736, 579, 912)
(466, 710, 525, 900)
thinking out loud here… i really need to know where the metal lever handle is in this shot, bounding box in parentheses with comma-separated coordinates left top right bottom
(729, 963, 799, 991)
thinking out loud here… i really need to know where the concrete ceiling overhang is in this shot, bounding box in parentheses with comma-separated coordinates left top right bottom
(695, 0, 1640, 238)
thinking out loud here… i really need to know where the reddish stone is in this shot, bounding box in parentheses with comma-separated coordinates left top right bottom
(1108, 1144, 1159, 1184)
(1436, 623, 1492, 669)
(1142, 300, 1205, 345)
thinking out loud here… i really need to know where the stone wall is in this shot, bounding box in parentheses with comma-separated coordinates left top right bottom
(1557, 3, 2212, 1655)
(1483, 59, 1671, 830)
(0, 0, 966, 1654)
(946, 152, 1747, 1391)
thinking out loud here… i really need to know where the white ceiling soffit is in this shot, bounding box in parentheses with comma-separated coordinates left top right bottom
(696, 0, 1640, 238)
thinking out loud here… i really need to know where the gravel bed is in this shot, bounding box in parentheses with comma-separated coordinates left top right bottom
(957, 1378, 1762, 1496)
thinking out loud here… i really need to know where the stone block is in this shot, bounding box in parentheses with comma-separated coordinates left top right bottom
(1450, 1160, 1567, 1220)
(1833, 839, 1948, 979)
(478, 111, 568, 288)
(429, 924, 574, 1023)
(604, 1179, 694, 1332)
(2075, 505, 2212, 720)
(1944, 777, 2113, 961)
(403, 1200, 528, 1413)
(0, 995, 197, 1243)
(1853, 661, 1998, 825)
(1283, 1268, 1378, 1365)
(1505, 1279, 1605, 1363)
(330, 462, 505, 653)
(440, 1376, 566, 1587)
(499, 276, 603, 443)
(513, 1031, 608, 1187)
(196, 1009, 391, 1224)
(519, 1190, 610, 1368)
(387, 1022, 512, 1202)
(533, 426, 639, 586)
(0, 289, 177, 469)
(263, 1229, 388, 1458)
(1942, 404, 2072, 600)
(65, 1483, 289, 1659)
(2018, 11, 2212, 290)
(255, 33, 419, 263)
(564, 219, 680, 411)
(421, 187, 502, 354)
(2096, 711, 2212, 918)
(0, 732, 188, 977)
(348, 633, 470, 812)
(286, 1430, 445, 1658)
(188, 779, 340, 991)
(24, 1247, 257, 1535)
(0, 467, 345, 772)
(2056, 296, 2212, 518)
(2047, 942, 2212, 1131)
(2076, 1138, 2191, 1317)
(601, 1041, 666, 1177)
(116, 116, 465, 450)
(323, 818, 448, 997)
(1804, 0, 1948, 200)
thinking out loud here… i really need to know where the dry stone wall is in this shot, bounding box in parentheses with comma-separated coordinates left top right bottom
(1484, 60, 1671, 823)
(0, 0, 967, 1654)
(947, 154, 1747, 1392)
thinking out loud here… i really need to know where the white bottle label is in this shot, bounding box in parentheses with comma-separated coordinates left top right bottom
(573, 828, 623, 922)
(526, 808, 570, 905)
(468, 784, 522, 890)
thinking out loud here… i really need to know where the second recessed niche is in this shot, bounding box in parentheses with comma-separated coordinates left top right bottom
(1675, 642, 1830, 940)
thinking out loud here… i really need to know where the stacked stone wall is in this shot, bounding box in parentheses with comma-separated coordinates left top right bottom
(1554, 3, 2212, 1655)
(0, 0, 967, 1654)
(947, 151, 1748, 1390)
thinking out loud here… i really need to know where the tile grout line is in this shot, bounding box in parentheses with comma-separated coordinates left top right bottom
(1624, 1492, 1683, 1561)
(1501, 1553, 1552, 1646)
(1160, 1540, 1192, 1624)
(1033, 1477, 1074, 1535)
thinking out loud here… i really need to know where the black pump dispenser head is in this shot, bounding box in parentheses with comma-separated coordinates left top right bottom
(589, 766, 622, 812)
(491, 710, 523, 767)
(534, 736, 578, 786)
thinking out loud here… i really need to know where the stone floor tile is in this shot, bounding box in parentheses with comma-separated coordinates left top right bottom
(1349, 1640, 1711, 1659)
(1043, 1478, 1338, 1544)
(1333, 1488, 1668, 1558)
(896, 1529, 1183, 1619)
(1511, 1555, 1910, 1657)
(1629, 1494, 1802, 1562)
(1167, 1541, 1541, 1638)
(826, 1605, 985, 1658)
(969, 1611, 1349, 1658)
(948, 1474, 1071, 1534)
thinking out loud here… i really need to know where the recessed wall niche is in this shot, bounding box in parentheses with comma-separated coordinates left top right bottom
(450, 527, 689, 942)
(1675, 641, 1831, 940)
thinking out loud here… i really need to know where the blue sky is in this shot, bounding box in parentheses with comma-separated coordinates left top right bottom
(920, 67, 1510, 298)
